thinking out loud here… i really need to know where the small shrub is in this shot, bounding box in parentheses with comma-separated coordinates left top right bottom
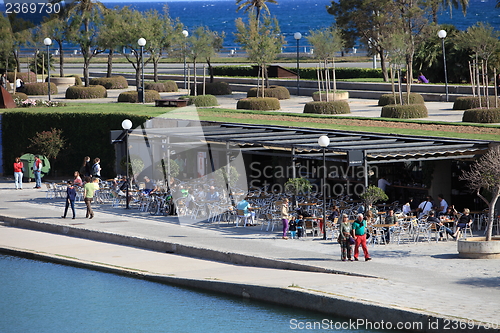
(65, 85, 107, 99)
(378, 93, 425, 106)
(462, 108, 500, 123)
(380, 104, 428, 118)
(89, 76, 128, 89)
(144, 80, 178, 92)
(11, 92, 28, 100)
(186, 95, 218, 107)
(303, 101, 350, 114)
(7, 71, 37, 83)
(237, 97, 280, 111)
(191, 82, 232, 95)
(453, 96, 500, 110)
(117, 90, 160, 103)
(68, 74, 83, 86)
(247, 85, 290, 100)
(23, 82, 58, 95)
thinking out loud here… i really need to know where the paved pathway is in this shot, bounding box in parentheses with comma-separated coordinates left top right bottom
(0, 182, 499, 332)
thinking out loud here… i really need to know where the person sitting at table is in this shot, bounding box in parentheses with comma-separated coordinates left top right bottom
(73, 171, 83, 187)
(444, 205, 458, 220)
(427, 210, 455, 240)
(453, 208, 473, 238)
(383, 209, 399, 244)
(184, 188, 197, 211)
(365, 210, 376, 225)
(416, 196, 433, 218)
(328, 205, 340, 221)
(436, 194, 448, 217)
(296, 215, 304, 238)
(142, 176, 157, 195)
(206, 186, 220, 201)
(236, 196, 255, 226)
(402, 200, 412, 216)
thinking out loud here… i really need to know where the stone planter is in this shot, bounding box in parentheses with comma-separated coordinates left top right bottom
(50, 77, 76, 88)
(457, 236, 500, 259)
(312, 91, 349, 101)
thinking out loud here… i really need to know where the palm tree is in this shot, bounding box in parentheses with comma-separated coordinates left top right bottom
(426, 0, 469, 23)
(235, 0, 278, 22)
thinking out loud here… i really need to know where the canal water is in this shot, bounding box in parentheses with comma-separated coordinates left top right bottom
(0, 255, 402, 333)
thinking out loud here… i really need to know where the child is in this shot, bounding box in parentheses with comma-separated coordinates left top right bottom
(296, 215, 304, 238)
(288, 216, 297, 239)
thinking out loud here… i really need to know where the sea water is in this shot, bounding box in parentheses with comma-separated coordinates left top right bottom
(0, 254, 403, 333)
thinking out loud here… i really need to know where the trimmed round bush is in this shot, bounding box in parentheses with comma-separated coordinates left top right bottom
(23, 82, 57, 95)
(303, 101, 350, 114)
(237, 97, 280, 111)
(65, 85, 107, 99)
(7, 71, 37, 83)
(68, 74, 83, 86)
(247, 85, 290, 100)
(381, 104, 428, 119)
(453, 96, 500, 110)
(11, 92, 28, 100)
(191, 82, 232, 95)
(186, 95, 218, 107)
(378, 93, 425, 106)
(117, 90, 160, 103)
(462, 108, 500, 123)
(145, 80, 178, 92)
(89, 76, 128, 89)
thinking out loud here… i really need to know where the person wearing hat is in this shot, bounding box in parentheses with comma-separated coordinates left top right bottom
(33, 155, 43, 189)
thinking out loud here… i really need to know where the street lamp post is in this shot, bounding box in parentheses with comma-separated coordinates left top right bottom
(137, 38, 146, 104)
(182, 30, 189, 90)
(318, 135, 330, 240)
(121, 119, 133, 209)
(43, 38, 52, 101)
(294, 32, 302, 96)
(438, 30, 449, 102)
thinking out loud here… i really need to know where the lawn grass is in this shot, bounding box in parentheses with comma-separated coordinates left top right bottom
(8, 103, 499, 141)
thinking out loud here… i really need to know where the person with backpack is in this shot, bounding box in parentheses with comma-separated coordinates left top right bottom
(92, 157, 101, 179)
(33, 155, 43, 189)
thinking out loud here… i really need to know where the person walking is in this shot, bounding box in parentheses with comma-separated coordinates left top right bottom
(13, 157, 23, 190)
(280, 197, 290, 239)
(92, 157, 101, 179)
(352, 213, 371, 261)
(1, 73, 8, 89)
(338, 214, 353, 261)
(82, 156, 91, 177)
(61, 181, 77, 219)
(32, 155, 42, 189)
(84, 177, 99, 219)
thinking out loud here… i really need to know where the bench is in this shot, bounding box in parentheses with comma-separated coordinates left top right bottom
(155, 99, 188, 107)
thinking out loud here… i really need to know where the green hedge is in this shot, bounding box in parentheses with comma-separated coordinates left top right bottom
(145, 80, 178, 92)
(190, 82, 232, 95)
(7, 71, 37, 83)
(11, 92, 28, 100)
(462, 108, 500, 123)
(186, 95, 218, 107)
(117, 90, 160, 103)
(303, 101, 350, 114)
(380, 104, 428, 118)
(68, 74, 83, 86)
(210, 65, 384, 79)
(247, 85, 290, 100)
(453, 96, 500, 110)
(2, 112, 149, 177)
(237, 97, 280, 111)
(89, 76, 128, 89)
(65, 85, 107, 99)
(22, 82, 58, 95)
(378, 93, 425, 106)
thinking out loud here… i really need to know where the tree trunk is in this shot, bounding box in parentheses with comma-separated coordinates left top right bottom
(486, 188, 500, 241)
(207, 58, 214, 83)
(379, 51, 389, 82)
(153, 59, 159, 82)
(193, 58, 197, 97)
(106, 49, 113, 78)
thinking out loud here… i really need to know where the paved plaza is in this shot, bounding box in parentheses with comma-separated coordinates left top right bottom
(0, 180, 499, 332)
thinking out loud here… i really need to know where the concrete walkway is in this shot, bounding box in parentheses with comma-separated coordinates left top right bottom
(0, 181, 499, 332)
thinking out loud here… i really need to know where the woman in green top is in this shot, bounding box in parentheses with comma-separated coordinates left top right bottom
(352, 213, 371, 261)
(338, 214, 353, 261)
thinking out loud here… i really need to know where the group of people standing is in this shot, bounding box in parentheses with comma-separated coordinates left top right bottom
(12, 155, 43, 190)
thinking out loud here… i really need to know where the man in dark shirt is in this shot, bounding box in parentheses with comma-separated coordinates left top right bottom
(427, 210, 455, 240)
